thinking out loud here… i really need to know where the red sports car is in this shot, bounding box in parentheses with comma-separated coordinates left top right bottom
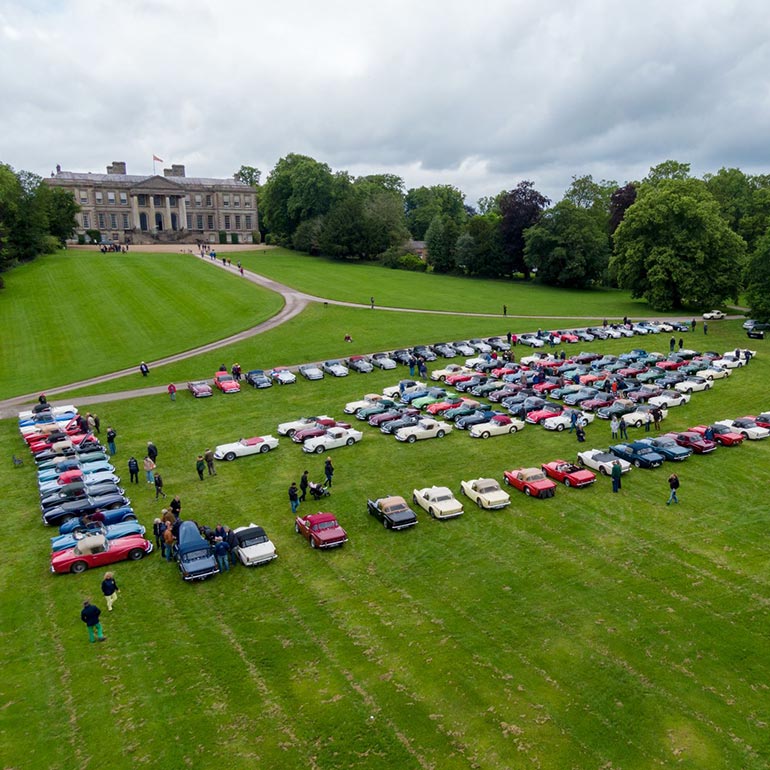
(689, 425, 744, 447)
(427, 397, 476, 415)
(445, 372, 475, 386)
(294, 513, 348, 549)
(581, 396, 614, 412)
(526, 404, 565, 424)
(666, 431, 718, 454)
(656, 359, 686, 370)
(214, 372, 240, 393)
(533, 380, 560, 394)
(541, 460, 596, 488)
(555, 330, 579, 343)
(491, 366, 518, 378)
(618, 365, 648, 377)
(187, 380, 213, 398)
(503, 467, 557, 498)
(50, 532, 153, 574)
(750, 412, 770, 429)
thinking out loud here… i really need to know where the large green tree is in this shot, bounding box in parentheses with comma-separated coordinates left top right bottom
(234, 165, 261, 187)
(498, 181, 550, 279)
(524, 200, 610, 288)
(405, 185, 466, 240)
(461, 213, 505, 277)
(745, 232, 770, 322)
(425, 214, 459, 273)
(44, 186, 80, 245)
(611, 178, 746, 310)
(563, 174, 616, 223)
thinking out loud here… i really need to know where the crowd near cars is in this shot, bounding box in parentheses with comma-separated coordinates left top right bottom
(20, 318, 767, 576)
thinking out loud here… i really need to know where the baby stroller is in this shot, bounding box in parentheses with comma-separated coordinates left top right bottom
(308, 481, 330, 500)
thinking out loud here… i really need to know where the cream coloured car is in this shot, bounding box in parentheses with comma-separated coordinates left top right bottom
(412, 486, 464, 519)
(460, 478, 511, 509)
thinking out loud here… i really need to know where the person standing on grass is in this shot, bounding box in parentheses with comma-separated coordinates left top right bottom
(611, 415, 619, 439)
(101, 572, 119, 611)
(569, 410, 578, 433)
(678, 338, 684, 351)
(214, 538, 230, 572)
(81, 600, 106, 643)
(645, 411, 652, 433)
(139, 361, 149, 377)
(619, 417, 628, 440)
(704, 322, 708, 335)
(170, 495, 182, 520)
(611, 460, 623, 493)
(106, 427, 117, 455)
(288, 482, 299, 513)
(669, 336, 676, 352)
(324, 457, 334, 488)
(204, 448, 216, 475)
(154, 472, 166, 499)
(144, 456, 156, 483)
(127, 456, 139, 484)
(167, 383, 176, 401)
(667, 473, 680, 505)
(147, 441, 158, 464)
(163, 523, 175, 561)
(196, 455, 205, 480)
(370, 296, 375, 309)
(152, 518, 164, 549)
(652, 407, 662, 431)
(300, 470, 309, 502)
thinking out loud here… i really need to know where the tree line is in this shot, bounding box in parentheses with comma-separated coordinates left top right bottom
(252, 156, 770, 318)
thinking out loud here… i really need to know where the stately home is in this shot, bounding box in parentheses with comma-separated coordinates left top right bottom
(45, 161, 259, 245)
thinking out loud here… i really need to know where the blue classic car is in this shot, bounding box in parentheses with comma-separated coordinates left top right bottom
(245, 369, 272, 389)
(609, 442, 665, 469)
(637, 436, 692, 462)
(175, 521, 219, 581)
(51, 520, 146, 552)
(58, 506, 138, 534)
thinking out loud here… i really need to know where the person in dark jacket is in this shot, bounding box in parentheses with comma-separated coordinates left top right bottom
(81, 600, 106, 642)
(324, 457, 334, 488)
(225, 526, 238, 565)
(152, 518, 164, 549)
(214, 538, 230, 572)
(154, 472, 166, 499)
(101, 572, 119, 611)
(147, 441, 158, 463)
(299, 470, 309, 502)
(106, 427, 117, 455)
(204, 448, 216, 475)
(196, 455, 205, 480)
(288, 482, 299, 513)
(667, 473, 680, 505)
(127, 456, 139, 484)
(139, 361, 149, 376)
(170, 495, 182, 520)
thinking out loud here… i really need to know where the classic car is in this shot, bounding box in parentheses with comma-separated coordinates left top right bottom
(277, 416, 333, 437)
(176, 520, 218, 580)
(213, 435, 279, 460)
(467, 338, 492, 353)
(298, 363, 324, 380)
(468, 414, 525, 438)
(433, 342, 458, 357)
(412, 345, 437, 361)
(411, 388, 449, 409)
(213, 372, 240, 393)
(541, 459, 596, 487)
(609, 442, 665, 468)
(445, 370, 476, 387)
(344, 393, 384, 414)
(451, 341, 476, 356)
(303, 427, 363, 453)
(455, 409, 500, 430)
(50, 532, 153, 574)
(323, 359, 349, 377)
(187, 380, 213, 397)
(715, 418, 770, 440)
(346, 355, 374, 373)
(576, 449, 632, 475)
(367, 495, 419, 530)
(702, 310, 726, 320)
(502, 467, 557, 498)
(518, 333, 545, 347)
(752, 412, 770, 429)
(490, 385, 528, 403)
(357, 399, 399, 420)
(712, 355, 745, 370)
(554, 330, 579, 343)
(486, 336, 511, 351)
(431, 364, 471, 382)
(380, 414, 420, 434)
(368, 408, 418, 427)
(627, 384, 663, 403)
(426, 396, 472, 415)
(395, 418, 452, 443)
(41, 482, 123, 510)
(50, 520, 146, 553)
(38, 469, 118, 493)
(699, 366, 731, 380)
(57, 506, 137, 534)
(747, 328, 765, 339)
(455, 375, 489, 393)
(371, 352, 397, 369)
(412, 486, 464, 519)
(618, 404, 667, 428)
(580, 396, 615, 412)
(636, 435, 692, 461)
(542, 410, 595, 431)
(666, 431, 718, 453)
(269, 367, 297, 385)
(674, 376, 714, 394)
(294, 512, 348, 548)
(232, 524, 277, 566)
(42, 492, 132, 527)
(245, 370, 273, 389)
(648, 390, 691, 409)
(292, 419, 351, 443)
(689, 424, 745, 446)
(383, 380, 426, 398)
(551, 384, 583, 401)
(563, 387, 601, 406)
(460, 477, 511, 509)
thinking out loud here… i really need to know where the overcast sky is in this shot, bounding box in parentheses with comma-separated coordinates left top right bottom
(2, 0, 769, 205)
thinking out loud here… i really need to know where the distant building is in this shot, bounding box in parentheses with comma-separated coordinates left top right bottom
(45, 161, 258, 245)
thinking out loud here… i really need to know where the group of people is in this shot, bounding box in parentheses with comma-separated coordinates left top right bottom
(289, 459, 334, 513)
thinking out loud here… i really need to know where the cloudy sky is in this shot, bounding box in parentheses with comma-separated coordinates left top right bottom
(2, 0, 769, 205)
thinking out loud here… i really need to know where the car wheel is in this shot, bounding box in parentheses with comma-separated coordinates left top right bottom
(509, 426, 518, 434)
(310, 538, 316, 548)
(481, 431, 490, 439)
(578, 457, 585, 466)
(599, 466, 608, 475)
(436, 430, 445, 438)
(127, 548, 145, 561)
(286, 428, 296, 437)
(524, 487, 531, 496)
(634, 420, 643, 428)
(224, 452, 236, 461)
(407, 435, 417, 444)
(429, 508, 436, 518)
(122, 513, 137, 522)
(503, 476, 510, 485)
(294, 522, 300, 533)
(564, 478, 571, 487)
(346, 437, 355, 446)
(556, 424, 565, 432)
(633, 460, 641, 468)
(70, 561, 88, 574)
(260, 444, 270, 453)
(476, 498, 484, 508)
(383, 518, 389, 529)
(315, 445, 325, 454)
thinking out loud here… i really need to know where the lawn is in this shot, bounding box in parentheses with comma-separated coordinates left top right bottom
(1, 318, 768, 769)
(0, 252, 283, 398)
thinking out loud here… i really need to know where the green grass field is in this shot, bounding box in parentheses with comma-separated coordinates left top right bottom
(1, 254, 768, 769)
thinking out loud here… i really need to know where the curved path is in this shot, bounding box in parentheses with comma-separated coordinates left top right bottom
(0, 255, 740, 417)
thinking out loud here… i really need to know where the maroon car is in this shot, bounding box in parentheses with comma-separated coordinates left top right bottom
(294, 513, 348, 549)
(666, 431, 718, 454)
(292, 418, 352, 443)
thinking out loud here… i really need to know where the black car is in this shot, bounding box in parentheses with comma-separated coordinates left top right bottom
(433, 343, 457, 358)
(245, 369, 272, 388)
(40, 482, 123, 510)
(42, 492, 131, 526)
(380, 414, 420, 434)
(412, 345, 437, 362)
(456, 375, 488, 393)
(455, 410, 498, 429)
(747, 327, 766, 339)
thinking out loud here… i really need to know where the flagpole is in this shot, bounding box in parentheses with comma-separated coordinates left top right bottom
(153, 156, 156, 175)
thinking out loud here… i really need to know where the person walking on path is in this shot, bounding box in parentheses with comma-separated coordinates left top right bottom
(106, 427, 117, 456)
(299, 470, 309, 502)
(611, 460, 623, 493)
(101, 572, 119, 611)
(204, 448, 216, 476)
(167, 383, 176, 401)
(154, 472, 166, 499)
(147, 441, 158, 463)
(127, 456, 139, 484)
(288, 482, 300, 513)
(667, 473, 680, 505)
(324, 457, 334, 488)
(144, 456, 156, 483)
(81, 600, 106, 643)
(214, 538, 230, 572)
(139, 361, 149, 377)
(370, 296, 375, 309)
(196, 455, 205, 480)
(619, 417, 628, 440)
(610, 415, 619, 439)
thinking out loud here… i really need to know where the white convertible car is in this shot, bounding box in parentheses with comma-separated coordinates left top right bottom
(715, 418, 769, 440)
(277, 416, 333, 436)
(232, 524, 277, 566)
(431, 364, 471, 382)
(395, 418, 452, 443)
(460, 478, 511, 509)
(412, 486, 464, 519)
(623, 405, 668, 428)
(648, 390, 691, 408)
(702, 310, 726, 320)
(214, 435, 279, 461)
(468, 414, 525, 438)
(323, 360, 349, 377)
(577, 449, 631, 475)
(699, 366, 731, 380)
(674, 376, 713, 394)
(303, 427, 363, 453)
(344, 394, 383, 414)
(542, 410, 595, 431)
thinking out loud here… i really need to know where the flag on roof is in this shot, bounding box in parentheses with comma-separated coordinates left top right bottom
(153, 155, 163, 163)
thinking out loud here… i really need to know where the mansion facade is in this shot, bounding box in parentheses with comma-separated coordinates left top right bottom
(45, 161, 258, 245)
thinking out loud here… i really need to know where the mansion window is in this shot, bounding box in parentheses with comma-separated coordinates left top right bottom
(244, 196, 251, 208)
(245, 214, 252, 230)
(137, 194, 147, 206)
(224, 215, 231, 230)
(79, 190, 89, 204)
(122, 213, 130, 229)
(153, 195, 163, 207)
(207, 214, 214, 230)
(98, 213, 106, 229)
(95, 191, 103, 204)
(186, 214, 193, 230)
(195, 194, 202, 206)
(223, 194, 230, 207)
(170, 196, 178, 207)
(233, 195, 240, 208)
(107, 192, 116, 204)
(110, 214, 118, 229)
(205, 194, 212, 207)
(196, 214, 204, 230)
(82, 213, 90, 228)
(235, 214, 241, 230)
(120, 192, 128, 205)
